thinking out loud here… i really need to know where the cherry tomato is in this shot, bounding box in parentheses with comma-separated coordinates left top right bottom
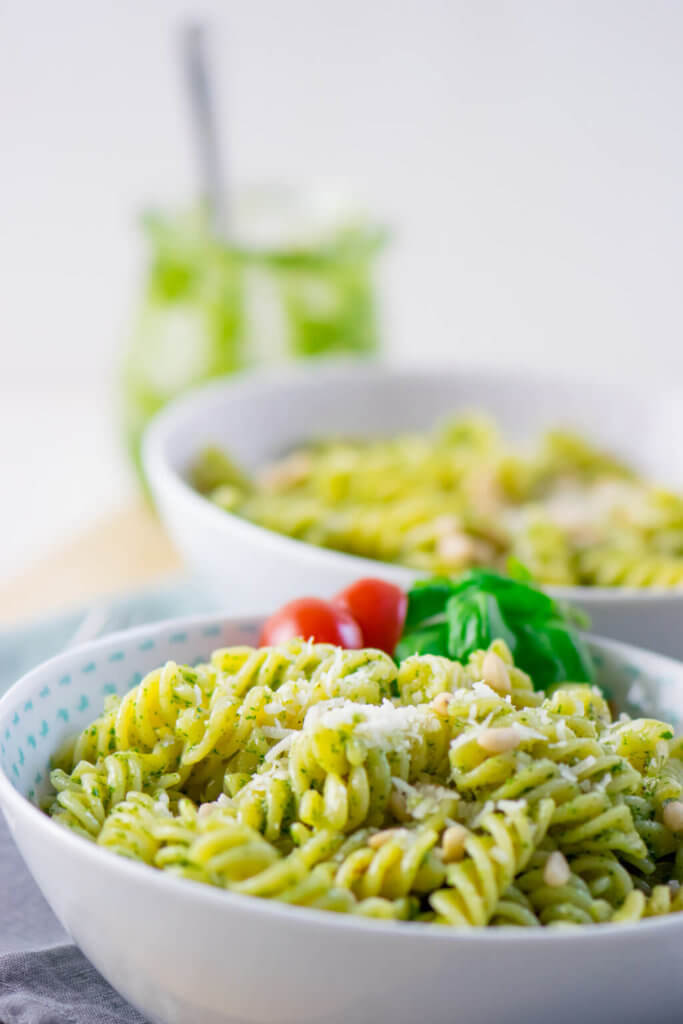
(259, 597, 364, 649)
(333, 578, 407, 655)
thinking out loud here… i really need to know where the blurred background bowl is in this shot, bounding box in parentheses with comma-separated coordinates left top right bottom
(143, 361, 683, 657)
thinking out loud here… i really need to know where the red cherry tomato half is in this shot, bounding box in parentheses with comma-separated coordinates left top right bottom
(332, 578, 407, 655)
(259, 597, 364, 649)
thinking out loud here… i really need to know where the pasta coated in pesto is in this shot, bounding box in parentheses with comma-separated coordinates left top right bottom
(46, 639, 683, 927)
(192, 419, 683, 588)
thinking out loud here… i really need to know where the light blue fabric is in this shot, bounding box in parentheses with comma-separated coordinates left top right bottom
(0, 577, 217, 697)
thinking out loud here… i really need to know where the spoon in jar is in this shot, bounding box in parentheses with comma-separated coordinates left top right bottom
(181, 20, 230, 238)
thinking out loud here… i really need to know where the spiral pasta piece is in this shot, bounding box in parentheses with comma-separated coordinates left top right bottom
(491, 884, 540, 927)
(63, 662, 210, 766)
(430, 799, 554, 926)
(47, 744, 184, 838)
(97, 792, 168, 863)
(578, 546, 683, 588)
(287, 699, 453, 832)
(516, 849, 613, 926)
(323, 822, 445, 903)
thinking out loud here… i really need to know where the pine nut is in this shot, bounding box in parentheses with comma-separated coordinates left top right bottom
(368, 828, 400, 849)
(437, 532, 475, 565)
(388, 789, 409, 822)
(431, 692, 453, 716)
(433, 515, 464, 536)
(663, 800, 683, 834)
(477, 727, 520, 754)
(260, 452, 312, 491)
(543, 850, 571, 888)
(441, 824, 468, 863)
(482, 651, 511, 695)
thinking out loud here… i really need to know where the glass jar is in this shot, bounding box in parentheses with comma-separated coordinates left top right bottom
(122, 185, 387, 478)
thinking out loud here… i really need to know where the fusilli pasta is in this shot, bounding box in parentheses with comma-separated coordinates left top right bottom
(46, 639, 683, 928)
(193, 419, 683, 588)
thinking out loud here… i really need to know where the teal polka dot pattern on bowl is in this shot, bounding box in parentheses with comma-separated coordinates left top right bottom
(0, 615, 263, 805)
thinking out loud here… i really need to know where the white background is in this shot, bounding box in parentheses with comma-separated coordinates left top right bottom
(1, 0, 682, 582)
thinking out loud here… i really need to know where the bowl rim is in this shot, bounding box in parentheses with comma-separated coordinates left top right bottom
(2, 609, 683, 947)
(142, 360, 683, 605)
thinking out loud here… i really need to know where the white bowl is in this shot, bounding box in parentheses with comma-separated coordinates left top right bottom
(2, 615, 683, 1024)
(143, 361, 683, 658)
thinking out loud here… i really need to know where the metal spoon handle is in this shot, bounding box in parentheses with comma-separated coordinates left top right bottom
(182, 21, 229, 238)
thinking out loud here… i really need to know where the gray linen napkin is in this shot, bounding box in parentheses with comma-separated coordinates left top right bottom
(0, 810, 147, 1023)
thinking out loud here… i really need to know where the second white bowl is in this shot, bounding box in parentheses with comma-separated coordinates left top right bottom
(143, 361, 683, 656)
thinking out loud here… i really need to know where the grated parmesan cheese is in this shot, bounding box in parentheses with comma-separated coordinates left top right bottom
(304, 699, 437, 752)
(511, 722, 546, 742)
(497, 799, 528, 815)
(263, 734, 296, 763)
(472, 681, 504, 701)
(261, 726, 296, 740)
(153, 792, 172, 817)
(573, 755, 597, 776)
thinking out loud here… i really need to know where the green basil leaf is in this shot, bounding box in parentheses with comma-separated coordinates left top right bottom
(445, 593, 488, 656)
(445, 592, 517, 660)
(397, 569, 596, 692)
(494, 583, 558, 622)
(491, 620, 593, 690)
(394, 621, 450, 660)
(403, 578, 456, 629)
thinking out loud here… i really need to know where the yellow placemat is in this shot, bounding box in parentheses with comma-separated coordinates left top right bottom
(0, 502, 182, 627)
